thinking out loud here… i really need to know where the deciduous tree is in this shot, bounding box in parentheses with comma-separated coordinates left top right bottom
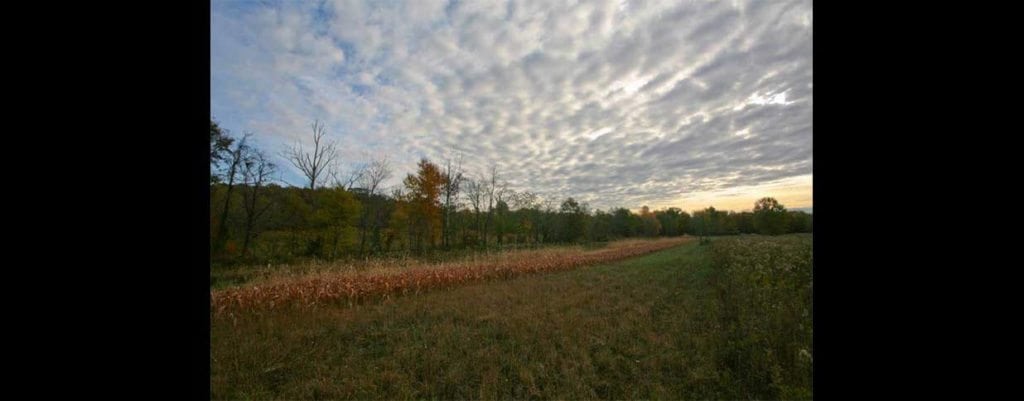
(403, 159, 445, 252)
(213, 133, 250, 254)
(240, 148, 276, 256)
(284, 120, 338, 191)
(753, 197, 789, 235)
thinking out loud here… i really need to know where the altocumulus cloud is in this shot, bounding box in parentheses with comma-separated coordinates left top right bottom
(212, 0, 812, 212)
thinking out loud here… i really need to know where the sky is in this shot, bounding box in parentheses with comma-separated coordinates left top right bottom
(211, 0, 812, 214)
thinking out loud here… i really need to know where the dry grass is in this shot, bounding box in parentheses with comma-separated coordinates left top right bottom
(212, 237, 692, 314)
(212, 240, 717, 399)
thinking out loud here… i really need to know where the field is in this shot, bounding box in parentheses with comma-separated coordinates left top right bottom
(211, 235, 812, 400)
(212, 238, 692, 313)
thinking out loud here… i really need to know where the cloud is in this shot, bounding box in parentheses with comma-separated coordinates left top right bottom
(212, 0, 812, 211)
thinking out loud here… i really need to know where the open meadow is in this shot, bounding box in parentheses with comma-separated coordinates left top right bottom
(211, 235, 812, 400)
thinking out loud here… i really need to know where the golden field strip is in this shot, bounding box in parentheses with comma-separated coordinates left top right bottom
(212, 237, 693, 314)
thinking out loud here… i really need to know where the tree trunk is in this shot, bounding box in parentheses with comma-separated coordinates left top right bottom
(214, 179, 235, 254)
(241, 218, 253, 257)
(358, 204, 370, 256)
(441, 206, 448, 250)
(483, 212, 491, 249)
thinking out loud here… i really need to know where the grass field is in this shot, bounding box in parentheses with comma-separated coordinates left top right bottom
(211, 235, 812, 400)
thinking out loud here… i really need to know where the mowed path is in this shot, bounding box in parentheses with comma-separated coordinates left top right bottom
(212, 241, 722, 400)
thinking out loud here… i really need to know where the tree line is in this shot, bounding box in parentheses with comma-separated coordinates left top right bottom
(211, 119, 812, 263)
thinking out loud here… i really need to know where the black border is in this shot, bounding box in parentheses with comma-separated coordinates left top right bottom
(129, 0, 889, 398)
(130, 0, 212, 397)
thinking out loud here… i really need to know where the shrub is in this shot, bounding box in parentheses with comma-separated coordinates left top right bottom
(707, 235, 812, 399)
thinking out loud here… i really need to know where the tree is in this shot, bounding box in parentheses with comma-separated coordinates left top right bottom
(587, 210, 613, 242)
(386, 188, 410, 252)
(213, 133, 250, 255)
(441, 153, 464, 250)
(310, 187, 361, 259)
(356, 155, 393, 254)
(787, 211, 812, 233)
(464, 177, 485, 248)
(271, 185, 314, 256)
(656, 207, 684, 236)
(558, 197, 587, 243)
(753, 197, 789, 235)
(722, 211, 739, 234)
(493, 199, 511, 247)
(511, 191, 539, 246)
(361, 156, 393, 196)
(239, 148, 277, 256)
(537, 199, 558, 244)
(331, 162, 366, 191)
(210, 119, 235, 184)
(403, 159, 445, 252)
(284, 120, 338, 191)
(639, 206, 662, 237)
(693, 206, 721, 243)
(483, 165, 507, 248)
(677, 210, 691, 235)
(734, 211, 755, 234)
(611, 207, 634, 238)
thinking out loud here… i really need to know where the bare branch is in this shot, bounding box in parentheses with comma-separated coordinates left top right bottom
(282, 120, 338, 190)
(331, 162, 367, 191)
(361, 154, 393, 196)
(465, 175, 486, 214)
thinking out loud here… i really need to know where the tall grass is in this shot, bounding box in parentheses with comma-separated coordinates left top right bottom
(211, 235, 813, 399)
(706, 234, 813, 399)
(212, 241, 721, 399)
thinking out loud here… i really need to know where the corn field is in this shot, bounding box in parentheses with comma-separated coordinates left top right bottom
(212, 237, 692, 315)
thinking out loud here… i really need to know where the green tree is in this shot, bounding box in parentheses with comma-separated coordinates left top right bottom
(678, 210, 691, 235)
(386, 189, 411, 252)
(787, 211, 812, 233)
(311, 187, 361, 259)
(611, 207, 634, 238)
(692, 206, 722, 243)
(639, 206, 662, 237)
(355, 156, 393, 255)
(559, 197, 587, 243)
(723, 211, 740, 234)
(734, 211, 755, 234)
(587, 210, 613, 242)
(655, 207, 684, 236)
(753, 197, 789, 235)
